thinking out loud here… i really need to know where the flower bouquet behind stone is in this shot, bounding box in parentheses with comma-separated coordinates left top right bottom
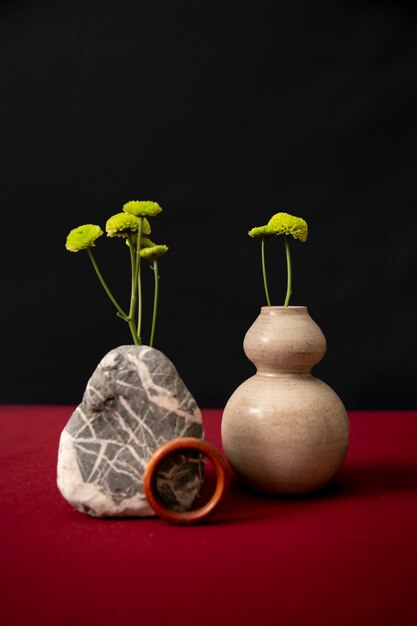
(57, 201, 205, 518)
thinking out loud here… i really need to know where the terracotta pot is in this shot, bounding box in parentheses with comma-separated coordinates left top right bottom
(221, 306, 349, 494)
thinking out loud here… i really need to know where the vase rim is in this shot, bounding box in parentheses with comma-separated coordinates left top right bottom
(261, 305, 307, 312)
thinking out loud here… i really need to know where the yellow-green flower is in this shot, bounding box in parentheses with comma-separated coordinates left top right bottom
(126, 236, 155, 248)
(123, 200, 162, 218)
(139, 237, 155, 248)
(65, 224, 103, 252)
(248, 225, 276, 238)
(142, 219, 151, 234)
(140, 245, 169, 260)
(106, 213, 151, 237)
(267, 212, 308, 242)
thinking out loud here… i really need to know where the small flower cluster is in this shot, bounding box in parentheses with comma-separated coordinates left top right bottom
(248, 211, 308, 307)
(66, 200, 168, 261)
(65, 200, 169, 346)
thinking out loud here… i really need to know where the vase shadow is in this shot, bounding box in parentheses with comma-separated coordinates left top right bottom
(337, 459, 417, 498)
(213, 459, 417, 523)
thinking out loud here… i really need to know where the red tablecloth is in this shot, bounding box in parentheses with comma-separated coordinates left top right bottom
(1, 406, 417, 626)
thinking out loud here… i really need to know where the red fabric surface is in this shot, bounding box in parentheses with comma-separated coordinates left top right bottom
(1, 406, 417, 626)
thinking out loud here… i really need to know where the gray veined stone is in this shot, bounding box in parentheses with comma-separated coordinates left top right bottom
(57, 345, 204, 517)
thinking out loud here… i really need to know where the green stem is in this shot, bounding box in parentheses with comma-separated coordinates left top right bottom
(261, 238, 271, 306)
(87, 248, 128, 320)
(127, 233, 139, 345)
(149, 260, 159, 347)
(284, 235, 292, 307)
(134, 218, 143, 343)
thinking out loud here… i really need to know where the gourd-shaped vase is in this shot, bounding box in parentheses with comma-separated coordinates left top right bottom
(221, 306, 349, 494)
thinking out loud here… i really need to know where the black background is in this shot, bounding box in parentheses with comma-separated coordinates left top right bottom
(1, 0, 416, 409)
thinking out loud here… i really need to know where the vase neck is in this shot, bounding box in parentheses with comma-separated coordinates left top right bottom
(243, 307, 326, 374)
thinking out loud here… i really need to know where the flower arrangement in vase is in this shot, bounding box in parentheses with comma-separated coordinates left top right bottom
(57, 201, 205, 518)
(221, 212, 349, 494)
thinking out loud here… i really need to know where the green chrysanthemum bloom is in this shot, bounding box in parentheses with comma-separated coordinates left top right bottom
(139, 237, 155, 248)
(267, 212, 308, 242)
(126, 236, 155, 248)
(106, 212, 140, 237)
(65, 224, 103, 252)
(140, 244, 169, 260)
(106, 213, 151, 237)
(142, 218, 151, 235)
(248, 225, 276, 238)
(123, 200, 162, 218)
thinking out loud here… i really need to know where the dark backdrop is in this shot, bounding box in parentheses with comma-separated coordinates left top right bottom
(1, 0, 417, 409)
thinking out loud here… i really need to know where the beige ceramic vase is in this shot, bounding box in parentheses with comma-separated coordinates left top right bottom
(221, 306, 349, 494)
